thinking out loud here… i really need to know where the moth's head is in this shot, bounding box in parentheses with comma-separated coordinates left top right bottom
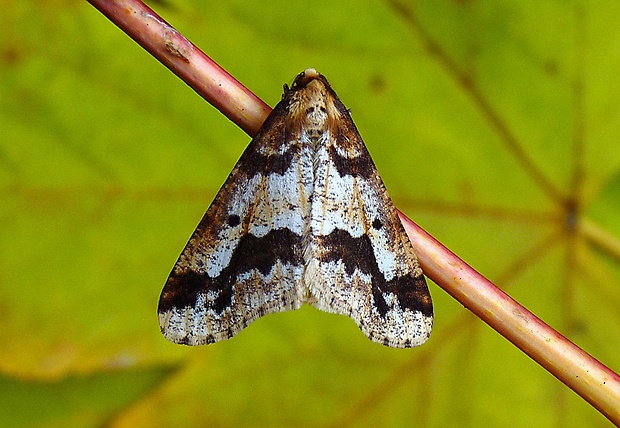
(292, 68, 323, 88)
(286, 68, 341, 139)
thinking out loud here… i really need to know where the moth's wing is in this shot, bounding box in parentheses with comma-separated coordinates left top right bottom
(306, 100, 433, 348)
(158, 104, 311, 345)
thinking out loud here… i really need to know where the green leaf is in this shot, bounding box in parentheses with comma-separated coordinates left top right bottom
(0, 365, 177, 428)
(0, 0, 618, 426)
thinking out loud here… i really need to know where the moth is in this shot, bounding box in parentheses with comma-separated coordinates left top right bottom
(158, 68, 433, 347)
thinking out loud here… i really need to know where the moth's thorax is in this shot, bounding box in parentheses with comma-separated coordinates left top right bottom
(288, 79, 341, 142)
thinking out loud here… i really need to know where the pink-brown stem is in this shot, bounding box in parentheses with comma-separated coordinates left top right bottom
(87, 0, 270, 136)
(399, 213, 620, 423)
(87, 0, 620, 423)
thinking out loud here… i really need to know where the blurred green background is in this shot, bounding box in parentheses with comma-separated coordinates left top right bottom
(1, 0, 619, 426)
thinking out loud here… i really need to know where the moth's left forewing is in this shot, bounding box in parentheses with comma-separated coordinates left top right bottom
(159, 94, 310, 345)
(307, 82, 433, 348)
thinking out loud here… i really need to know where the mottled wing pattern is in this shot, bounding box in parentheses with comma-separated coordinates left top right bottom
(159, 68, 433, 348)
(158, 101, 312, 345)
(304, 75, 433, 348)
